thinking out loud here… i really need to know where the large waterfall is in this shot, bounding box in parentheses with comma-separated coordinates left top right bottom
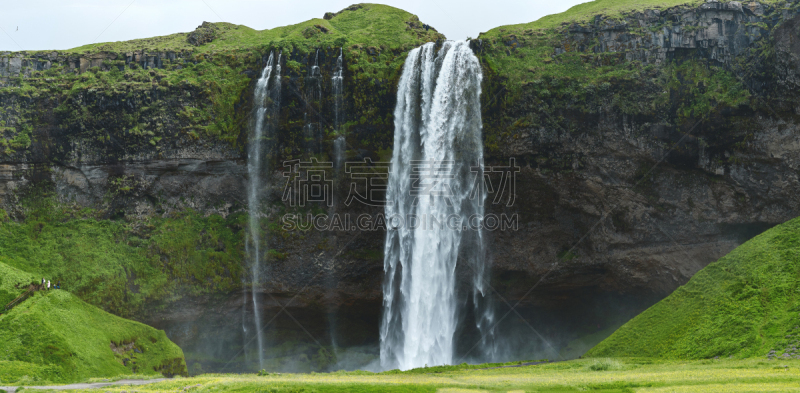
(380, 41, 490, 370)
(245, 51, 281, 369)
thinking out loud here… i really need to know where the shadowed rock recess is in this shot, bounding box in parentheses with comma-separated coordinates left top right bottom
(1, 0, 800, 372)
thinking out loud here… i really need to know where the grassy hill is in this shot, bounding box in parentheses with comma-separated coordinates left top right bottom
(0, 262, 186, 384)
(587, 216, 800, 359)
(68, 3, 441, 56)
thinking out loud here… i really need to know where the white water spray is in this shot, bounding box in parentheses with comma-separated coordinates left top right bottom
(380, 41, 491, 371)
(246, 51, 281, 369)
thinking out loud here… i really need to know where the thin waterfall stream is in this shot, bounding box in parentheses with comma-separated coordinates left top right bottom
(327, 47, 345, 357)
(245, 51, 282, 369)
(333, 47, 345, 170)
(305, 49, 322, 153)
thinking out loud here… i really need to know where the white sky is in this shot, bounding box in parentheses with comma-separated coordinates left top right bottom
(0, 0, 591, 52)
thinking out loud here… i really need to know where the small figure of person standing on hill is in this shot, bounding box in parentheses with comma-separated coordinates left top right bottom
(47, 280, 50, 290)
(56, 280, 61, 289)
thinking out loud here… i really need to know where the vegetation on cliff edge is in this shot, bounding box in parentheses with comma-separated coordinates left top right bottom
(0, 4, 443, 154)
(475, 0, 772, 156)
(0, 191, 246, 318)
(67, 4, 441, 59)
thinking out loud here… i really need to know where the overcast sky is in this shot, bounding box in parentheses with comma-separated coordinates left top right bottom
(0, 0, 590, 51)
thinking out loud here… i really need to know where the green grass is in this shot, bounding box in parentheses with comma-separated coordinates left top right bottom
(495, 0, 703, 32)
(62, 3, 443, 81)
(476, 1, 754, 91)
(476, 0, 705, 84)
(44, 358, 800, 392)
(586, 358, 625, 371)
(0, 260, 36, 307)
(481, 0, 787, 36)
(0, 286, 186, 384)
(66, 4, 441, 55)
(588, 216, 800, 359)
(0, 192, 245, 318)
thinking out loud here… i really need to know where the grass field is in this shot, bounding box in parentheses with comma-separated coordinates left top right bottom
(13, 358, 800, 392)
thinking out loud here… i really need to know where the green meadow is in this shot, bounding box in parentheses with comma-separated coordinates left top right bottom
(19, 358, 800, 393)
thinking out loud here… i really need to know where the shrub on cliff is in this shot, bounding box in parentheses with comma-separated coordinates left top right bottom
(588, 216, 800, 359)
(187, 21, 218, 46)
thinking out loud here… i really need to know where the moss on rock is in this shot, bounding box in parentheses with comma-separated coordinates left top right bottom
(0, 191, 245, 318)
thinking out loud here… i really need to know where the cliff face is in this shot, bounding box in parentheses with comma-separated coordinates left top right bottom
(476, 0, 800, 315)
(0, 4, 444, 371)
(2, 0, 800, 371)
(554, 1, 766, 64)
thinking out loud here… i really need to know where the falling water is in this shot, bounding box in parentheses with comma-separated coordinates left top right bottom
(380, 41, 490, 371)
(332, 48, 345, 168)
(333, 137, 346, 170)
(246, 51, 282, 369)
(304, 49, 322, 153)
(321, 48, 346, 361)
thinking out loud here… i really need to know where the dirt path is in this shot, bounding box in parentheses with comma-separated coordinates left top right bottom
(0, 378, 167, 392)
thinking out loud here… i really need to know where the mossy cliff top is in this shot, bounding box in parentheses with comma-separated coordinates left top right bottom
(477, 0, 799, 85)
(0, 263, 186, 383)
(489, 0, 705, 33)
(1, 3, 443, 84)
(475, 0, 800, 156)
(0, 4, 443, 156)
(67, 4, 442, 55)
(587, 216, 800, 359)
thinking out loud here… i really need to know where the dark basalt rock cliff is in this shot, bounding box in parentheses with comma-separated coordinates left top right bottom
(555, 1, 767, 64)
(468, 0, 800, 358)
(1, 1, 800, 370)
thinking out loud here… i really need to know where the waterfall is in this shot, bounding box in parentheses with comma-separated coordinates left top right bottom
(305, 49, 322, 153)
(380, 41, 491, 371)
(320, 48, 346, 361)
(332, 48, 345, 168)
(333, 136, 346, 170)
(245, 51, 281, 369)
